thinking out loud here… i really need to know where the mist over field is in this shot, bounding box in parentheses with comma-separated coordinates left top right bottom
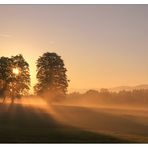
(62, 89, 148, 109)
(41, 94, 148, 143)
(2, 91, 148, 143)
(1, 4, 148, 143)
(0, 87, 148, 143)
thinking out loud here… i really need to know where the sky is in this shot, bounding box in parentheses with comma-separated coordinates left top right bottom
(0, 5, 148, 93)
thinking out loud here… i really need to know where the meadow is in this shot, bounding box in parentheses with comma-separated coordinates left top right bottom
(0, 97, 147, 143)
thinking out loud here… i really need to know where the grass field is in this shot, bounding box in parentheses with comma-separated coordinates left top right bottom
(0, 98, 148, 143)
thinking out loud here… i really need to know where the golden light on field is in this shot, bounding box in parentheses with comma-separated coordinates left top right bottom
(12, 68, 19, 75)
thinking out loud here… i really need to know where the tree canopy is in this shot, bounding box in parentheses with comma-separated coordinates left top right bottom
(34, 52, 69, 102)
(0, 54, 30, 103)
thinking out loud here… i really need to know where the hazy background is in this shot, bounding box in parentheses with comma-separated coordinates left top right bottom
(0, 5, 148, 92)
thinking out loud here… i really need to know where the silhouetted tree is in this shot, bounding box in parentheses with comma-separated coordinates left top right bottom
(8, 54, 30, 103)
(84, 90, 99, 99)
(34, 52, 69, 102)
(0, 57, 12, 102)
(0, 54, 30, 103)
(68, 92, 82, 99)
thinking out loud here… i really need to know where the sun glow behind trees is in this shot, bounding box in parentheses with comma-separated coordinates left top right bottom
(1, 5, 148, 91)
(12, 68, 19, 75)
(0, 54, 30, 103)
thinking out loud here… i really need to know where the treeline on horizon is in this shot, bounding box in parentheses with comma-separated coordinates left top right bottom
(66, 89, 148, 107)
(1, 52, 148, 106)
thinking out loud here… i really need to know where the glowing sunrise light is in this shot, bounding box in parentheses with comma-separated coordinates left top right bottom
(13, 68, 19, 75)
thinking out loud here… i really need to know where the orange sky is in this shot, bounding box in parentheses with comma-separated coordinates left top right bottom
(0, 5, 148, 93)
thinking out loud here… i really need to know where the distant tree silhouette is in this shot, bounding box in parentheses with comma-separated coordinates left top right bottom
(0, 54, 30, 103)
(68, 92, 82, 99)
(34, 52, 69, 102)
(85, 90, 99, 98)
(66, 89, 148, 107)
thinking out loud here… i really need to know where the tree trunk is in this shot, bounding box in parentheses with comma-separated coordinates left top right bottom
(11, 97, 14, 104)
(11, 99, 14, 104)
(2, 96, 6, 103)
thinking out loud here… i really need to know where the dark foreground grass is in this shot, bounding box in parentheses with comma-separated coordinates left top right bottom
(0, 103, 130, 143)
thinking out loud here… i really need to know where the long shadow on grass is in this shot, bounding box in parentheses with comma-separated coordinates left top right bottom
(0, 103, 131, 143)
